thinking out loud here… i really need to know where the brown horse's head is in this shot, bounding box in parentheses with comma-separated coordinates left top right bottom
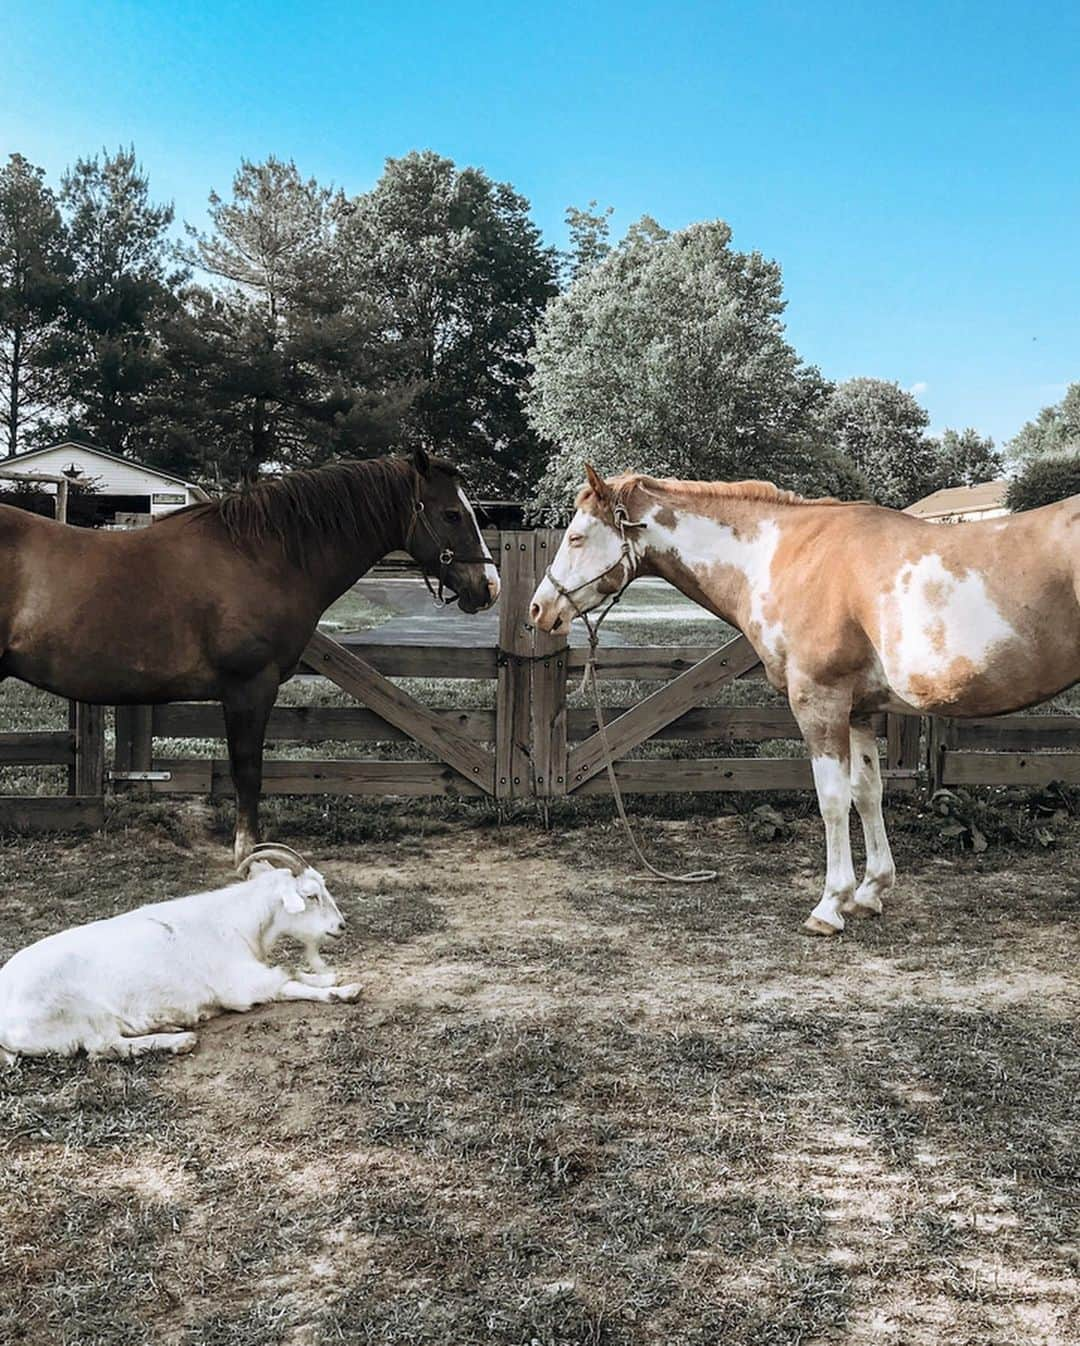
(406, 449, 500, 614)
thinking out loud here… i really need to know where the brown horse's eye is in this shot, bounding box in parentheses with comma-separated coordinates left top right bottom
(444, 509, 463, 523)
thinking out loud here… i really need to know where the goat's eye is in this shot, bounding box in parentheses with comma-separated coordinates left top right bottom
(444, 509, 462, 524)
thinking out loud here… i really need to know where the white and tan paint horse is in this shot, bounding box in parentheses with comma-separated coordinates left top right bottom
(530, 465, 1079, 935)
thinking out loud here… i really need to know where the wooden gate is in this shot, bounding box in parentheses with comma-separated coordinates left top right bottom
(474, 530, 922, 802)
(103, 528, 923, 804)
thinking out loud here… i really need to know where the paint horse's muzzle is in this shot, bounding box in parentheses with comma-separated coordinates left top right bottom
(528, 578, 572, 633)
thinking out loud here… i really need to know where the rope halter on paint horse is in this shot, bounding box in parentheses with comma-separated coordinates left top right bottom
(532, 463, 1077, 936)
(541, 499, 646, 644)
(532, 466, 716, 885)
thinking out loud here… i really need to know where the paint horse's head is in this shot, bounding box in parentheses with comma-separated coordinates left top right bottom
(406, 449, 500, 614)
(530, 465, 646, 634)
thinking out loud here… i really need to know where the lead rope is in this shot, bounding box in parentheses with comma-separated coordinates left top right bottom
(549, 512, 716, 885)
(581, 629, 717, 884)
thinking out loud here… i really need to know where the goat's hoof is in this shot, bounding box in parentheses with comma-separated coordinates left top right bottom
(331, 983, 363, 1003)
(802, 915, 842, 937)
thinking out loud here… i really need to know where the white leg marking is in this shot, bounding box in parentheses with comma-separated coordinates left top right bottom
(846, 724, 895, 917)
(809, 755, 856, 932)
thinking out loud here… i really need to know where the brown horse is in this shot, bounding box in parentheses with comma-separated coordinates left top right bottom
(0, 449, 498, 861)
(530, 465, 1080, 935)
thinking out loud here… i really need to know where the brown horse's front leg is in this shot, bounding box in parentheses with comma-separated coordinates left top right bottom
(222, 669, 280, 866)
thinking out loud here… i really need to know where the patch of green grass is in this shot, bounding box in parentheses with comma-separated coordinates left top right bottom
(181, 1303, 290, 1346)
(318, 586, 395, 634)
(0, 1057, 179, 1150)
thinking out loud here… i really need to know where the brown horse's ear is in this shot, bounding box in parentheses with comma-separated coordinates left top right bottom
(412, 447, 431, 477)
(584, 463, 608, 500)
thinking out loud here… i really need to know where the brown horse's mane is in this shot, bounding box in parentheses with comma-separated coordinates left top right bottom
(167, 456, 458, 562)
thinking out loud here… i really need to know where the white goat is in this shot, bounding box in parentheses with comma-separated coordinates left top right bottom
(0, 844, 361, 1063)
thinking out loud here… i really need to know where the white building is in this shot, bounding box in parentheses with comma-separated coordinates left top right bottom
(0, 441, 209, 525)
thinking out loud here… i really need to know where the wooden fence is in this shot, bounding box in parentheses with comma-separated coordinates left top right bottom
(0, 701, 105, 832)
(3, 528, 1080, 830)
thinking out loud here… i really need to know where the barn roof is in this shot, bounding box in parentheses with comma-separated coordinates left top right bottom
(5, 441, 210, 498)
(904, 479, 1008, 519)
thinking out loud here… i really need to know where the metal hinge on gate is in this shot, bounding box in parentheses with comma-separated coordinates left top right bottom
(108, 770, 173, 782)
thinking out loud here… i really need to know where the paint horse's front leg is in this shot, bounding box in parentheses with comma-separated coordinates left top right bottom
(790, 684, 858, 936)
(844, 718, 895, 920)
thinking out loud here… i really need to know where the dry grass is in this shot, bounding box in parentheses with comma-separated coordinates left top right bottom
(1, 799, 1078, 1345)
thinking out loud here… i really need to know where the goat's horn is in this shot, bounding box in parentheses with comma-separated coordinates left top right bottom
(238, 843, 308, 878)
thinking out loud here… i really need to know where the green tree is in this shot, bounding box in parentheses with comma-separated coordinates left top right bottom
(817, 378, 937, 509)
(340, 150, 559, 496)
(1005, 454, 1080, 512)
(927, 427, 1002, 490)
(1007, 383, 1080, 463)
(0, 154, 71, 455)
(48, 147, 179, 454)
(168, 157, 411, 482)
(527, 217, 834, 518)
(563, 200, 613, 283)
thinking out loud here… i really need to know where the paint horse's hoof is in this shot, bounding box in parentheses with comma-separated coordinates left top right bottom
(802, 915, 843, 937)
(840, 895, 882, 919)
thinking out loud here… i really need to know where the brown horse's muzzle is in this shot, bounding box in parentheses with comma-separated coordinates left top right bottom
(453, 563, 500, 614)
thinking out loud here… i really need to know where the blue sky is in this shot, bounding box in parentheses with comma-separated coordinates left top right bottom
(5, 0, 1078, 445)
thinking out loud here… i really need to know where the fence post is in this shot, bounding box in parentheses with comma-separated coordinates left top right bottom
(114, 705, 154, 785)
(495, 531, 535, 800)
(71, 702, 105, 797)
(927, 716, 957, 794)
(886, 712, 922, 784)
(530, 529, 569, 799)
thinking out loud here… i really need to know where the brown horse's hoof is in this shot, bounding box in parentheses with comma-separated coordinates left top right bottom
(802, 915, 843, 937)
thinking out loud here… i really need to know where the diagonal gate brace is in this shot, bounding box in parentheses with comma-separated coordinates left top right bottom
(567, 633, 763, 791)
(302, 630, 496, 794)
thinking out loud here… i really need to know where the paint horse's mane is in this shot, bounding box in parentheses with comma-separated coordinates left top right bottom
(171, 456, 459, 562)
(591, 473, 858, 511)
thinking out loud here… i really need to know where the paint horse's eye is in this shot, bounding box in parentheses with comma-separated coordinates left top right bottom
(444, 509, 463, 524)
(568, 534, 584, 547)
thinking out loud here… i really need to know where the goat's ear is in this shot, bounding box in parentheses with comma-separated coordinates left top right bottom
(298, 873, 322, 899)
(584, 463, 608, 501)
(281, 881, 306, 914)
(412, 446, 431, 477)
(248, 859, 274, 877)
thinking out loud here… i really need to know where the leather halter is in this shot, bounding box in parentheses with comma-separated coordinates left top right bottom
(403, 471, 490, 608)
(543, 503, 646, 641)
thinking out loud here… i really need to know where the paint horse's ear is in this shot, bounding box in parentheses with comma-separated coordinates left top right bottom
(412, 447, 431, 477)
(584, 463, 609, 501)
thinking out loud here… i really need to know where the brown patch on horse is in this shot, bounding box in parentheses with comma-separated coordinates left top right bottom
(908, 656, 979, 707)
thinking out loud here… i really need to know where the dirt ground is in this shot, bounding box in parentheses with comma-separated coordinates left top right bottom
(1, 798, 1078, 1345)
